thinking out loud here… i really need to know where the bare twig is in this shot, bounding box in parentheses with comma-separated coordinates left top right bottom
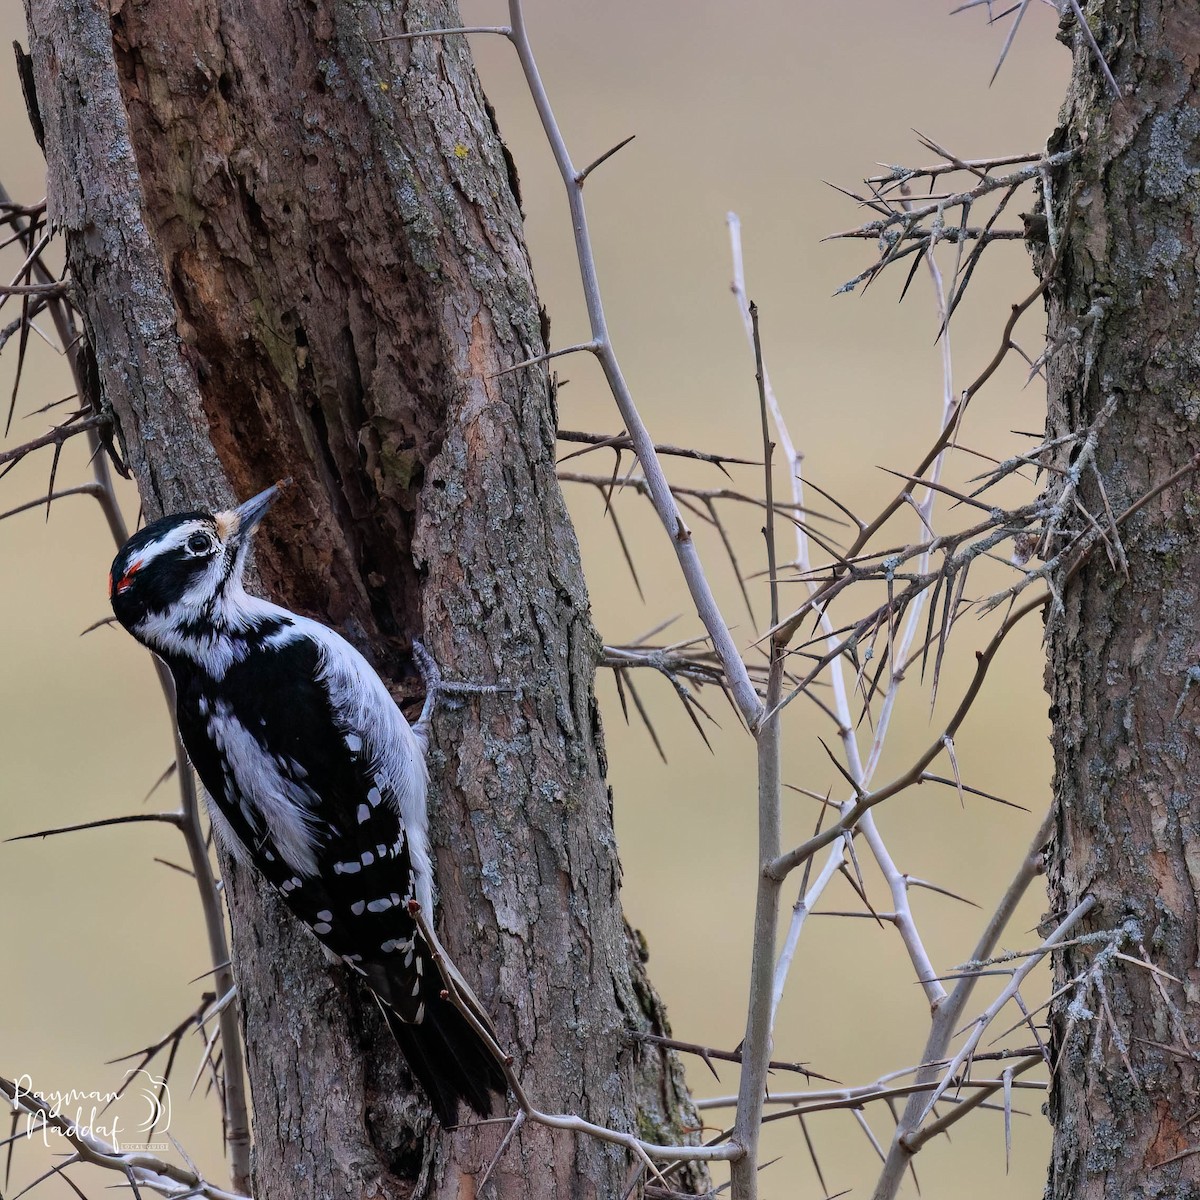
(909, 895, 1096, 1139)
(557, 429, 757, 469)
(0, 1074, 247, 1200)
(506, 0, 762, 728)
(410, 904, 739, 1165)
(730, 650, 784, 1197)
(0, 413, 106, 477)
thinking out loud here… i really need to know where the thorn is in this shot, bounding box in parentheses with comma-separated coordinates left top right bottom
(489, 339, 600, 379)
(575, 134, 637, 185)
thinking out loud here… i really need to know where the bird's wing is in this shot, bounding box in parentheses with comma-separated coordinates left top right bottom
(176, 630, 432, 1019)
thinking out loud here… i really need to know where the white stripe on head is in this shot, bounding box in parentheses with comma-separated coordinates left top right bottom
(133, 519, 219, 569)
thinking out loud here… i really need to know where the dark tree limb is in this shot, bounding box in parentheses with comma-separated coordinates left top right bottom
(1039, 2, 1200, 1197)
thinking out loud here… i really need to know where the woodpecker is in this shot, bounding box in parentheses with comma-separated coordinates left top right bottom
(108, 481, 506, 1123)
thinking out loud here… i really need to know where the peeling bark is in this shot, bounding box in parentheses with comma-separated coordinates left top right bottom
(22, 0, 704, 1196)
(1041, 3, 1200, 1198)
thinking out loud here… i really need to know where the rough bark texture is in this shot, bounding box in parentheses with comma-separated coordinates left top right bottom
(22, 1, 704, 1196)
(1041, 3, 1200, 1198)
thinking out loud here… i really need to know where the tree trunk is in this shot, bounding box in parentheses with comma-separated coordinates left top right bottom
(1042, 3, 1200, 1197)
(22, 1, 703, 1196)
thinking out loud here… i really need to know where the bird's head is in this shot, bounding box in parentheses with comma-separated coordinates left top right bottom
(109, 481, 289, 652)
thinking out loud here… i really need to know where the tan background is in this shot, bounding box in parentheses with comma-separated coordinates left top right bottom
(0, 2, 1068, 1195)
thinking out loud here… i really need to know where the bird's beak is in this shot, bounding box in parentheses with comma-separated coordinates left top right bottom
(216, 478, 292, 545)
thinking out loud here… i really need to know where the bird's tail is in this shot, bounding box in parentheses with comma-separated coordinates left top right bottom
(379, 932, 507, 1124)
(382, 995, 505, 1123)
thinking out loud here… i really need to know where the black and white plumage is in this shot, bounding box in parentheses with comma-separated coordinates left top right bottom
(109, 482, 505, 1122)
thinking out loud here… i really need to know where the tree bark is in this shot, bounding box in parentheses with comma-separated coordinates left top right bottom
(22, 1, 704, 1197)
(1042, 3, 1200, 1198)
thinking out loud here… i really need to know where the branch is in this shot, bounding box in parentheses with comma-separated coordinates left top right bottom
(696, 1058, 1044, 1115)
(557, 429, 758, 469)
(409, 904, 740, 1168)
(870, 805, 1054, 1199)
(829, 147, 1075, 296)
(505, 0, 763, 729)
(908, 895, 1096, 1135)
(6, 812, 184, 841)
(0, 280, 67, 298)
(558, 470, 832, 524)
(729, 651, 783, 1194)
(0, 413, 106, 477)
(0, 1073, 249, 1200)
(631, 1033, 829, 1081)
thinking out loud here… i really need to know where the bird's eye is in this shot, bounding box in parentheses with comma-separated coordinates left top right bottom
(187, 533, 215, 555)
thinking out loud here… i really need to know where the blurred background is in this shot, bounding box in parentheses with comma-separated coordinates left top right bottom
(0, 1, 1068, 1196)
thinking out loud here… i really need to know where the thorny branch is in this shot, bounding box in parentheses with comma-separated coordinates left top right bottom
(410, 905, 742, 1171)
(0, 184, 251, 1194)
(830, 142, 1075, 307)
(557, 429, 759, 470)
(0, 1074, 248, 1200)
(380, 15, 1194, 1195)
(870, 805, 1054, 1195)
(576, 135, 1193, 1198)
(501, 0, 764, 730)
(694, 1054, 1045, 1116)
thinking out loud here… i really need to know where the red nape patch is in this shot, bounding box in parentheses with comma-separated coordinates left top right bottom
(113, 560, 143, 595)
